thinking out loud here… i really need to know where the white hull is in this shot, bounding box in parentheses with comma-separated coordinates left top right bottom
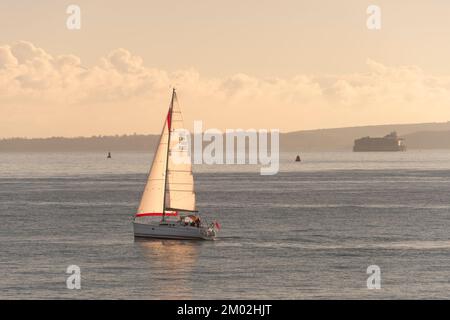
(133, 222, 216, 240)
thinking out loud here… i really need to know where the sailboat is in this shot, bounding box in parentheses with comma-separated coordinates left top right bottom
(133, 89, 220, 240)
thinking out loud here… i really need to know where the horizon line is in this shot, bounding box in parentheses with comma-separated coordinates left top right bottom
(1, 120, 449, 140)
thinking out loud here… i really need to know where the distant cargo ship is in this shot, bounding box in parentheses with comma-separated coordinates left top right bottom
(353, 131, 406, 152)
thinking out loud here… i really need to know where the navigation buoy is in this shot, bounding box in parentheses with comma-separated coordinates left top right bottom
(295, 155, 301, 162)
(107, 152, 112, 159)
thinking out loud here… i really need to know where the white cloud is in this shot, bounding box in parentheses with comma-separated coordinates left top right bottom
(100, 48, 144, 73)
(0, 45, 18, 68)
(10, 41, 52, 64)
(1, 41, 450, 137)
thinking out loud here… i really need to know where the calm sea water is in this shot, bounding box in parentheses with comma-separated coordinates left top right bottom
(1, 151, 450, 299)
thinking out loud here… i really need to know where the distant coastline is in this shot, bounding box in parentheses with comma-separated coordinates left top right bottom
(2, 122, 450, 152)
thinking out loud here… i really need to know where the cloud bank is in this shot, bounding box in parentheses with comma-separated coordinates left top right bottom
(1, 41, 450, 137)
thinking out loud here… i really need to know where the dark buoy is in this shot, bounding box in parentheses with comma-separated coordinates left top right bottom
(295, 155, 301, 162)
(107, 152, 112, 159)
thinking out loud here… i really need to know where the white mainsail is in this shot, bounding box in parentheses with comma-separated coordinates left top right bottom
(136, 114, 169, 216)
(136, 89, 195, 218)
(165, 91, 196, 212)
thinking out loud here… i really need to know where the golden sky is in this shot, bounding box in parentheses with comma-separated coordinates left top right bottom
(1, 0, 450, 137)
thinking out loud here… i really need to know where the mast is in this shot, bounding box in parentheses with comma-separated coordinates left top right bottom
(162, 88, 176, 222)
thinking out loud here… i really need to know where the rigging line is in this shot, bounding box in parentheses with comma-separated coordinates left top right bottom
(162, 88, 175, 222)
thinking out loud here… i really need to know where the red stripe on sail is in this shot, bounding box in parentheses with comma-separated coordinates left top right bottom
(167, 110, 171, 130)
(136, 212, 178, 217)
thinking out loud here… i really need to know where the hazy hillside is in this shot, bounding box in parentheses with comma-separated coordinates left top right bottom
(0, 135, 160, 152)
(402, 131, 450, 149)
(2, 122, 450, 152)
(281, 122, 450, 151)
